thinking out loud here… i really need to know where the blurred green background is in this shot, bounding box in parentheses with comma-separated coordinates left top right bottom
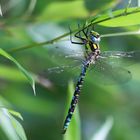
(0, 0, 140, 140)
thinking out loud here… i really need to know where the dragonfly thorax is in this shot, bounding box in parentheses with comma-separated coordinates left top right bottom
(88, 31, 100, 52)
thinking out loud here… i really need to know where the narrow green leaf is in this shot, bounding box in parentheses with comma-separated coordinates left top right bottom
(85, 0, 120, 13)
(0, 108, 20, 140)
(101, 30, 140, 38)
(63, 81, 81, 140)
(9, 113, 27, 140)
(96, 7, 140, 27)
(0, 48, 36, 95)
(9, 110, 23, 121)
(91, 117, 114, 140)
(0, 64, 52, 89)
(0, 108, 27, 140)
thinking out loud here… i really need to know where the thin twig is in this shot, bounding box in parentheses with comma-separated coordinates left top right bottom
(138, 0, 140, 7)
(25, 0, 37, 16)
(9, 31, 72, 52)
(101, 30, 140, 38)
(9, 8, 140, 53)
(0, 4, 3, 16)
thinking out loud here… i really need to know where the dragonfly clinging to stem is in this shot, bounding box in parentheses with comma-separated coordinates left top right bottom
(62, 25, 102, 134)
(62, 24, 139, 134)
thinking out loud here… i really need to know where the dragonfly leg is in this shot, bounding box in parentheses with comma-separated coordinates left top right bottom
(69, 26, 86, 45)
(74, 26, 89, 57)
(81, 22, 95, 38)
(74, 32, 87, 44)
(81, 23, 89, 38)
(74, 23, 88, 44)
(76, 23, 93, 54)
(77, 23, 82, 38)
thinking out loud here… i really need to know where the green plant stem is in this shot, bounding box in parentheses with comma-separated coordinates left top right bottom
(0, 4, 2, 16)
(9, 8, 140, 53)
(124, 0, 132, 14)
(138, 0, 140, 7)
(85, 7, 140, 30)
(25, 0, 37, 16)
(9, 31, 71, 52)
(101, 30, 140, 38)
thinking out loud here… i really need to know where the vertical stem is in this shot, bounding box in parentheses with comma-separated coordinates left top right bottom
(0, 4, 2, 16)
(138, 0, 140, 7)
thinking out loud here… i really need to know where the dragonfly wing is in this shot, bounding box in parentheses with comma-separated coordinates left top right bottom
(88, 58, 132, 85)
(45, 51, 139, 86)
(100, 51, 140, 66)
(43, 46, 85, 85)
(45, 62, 82, 86)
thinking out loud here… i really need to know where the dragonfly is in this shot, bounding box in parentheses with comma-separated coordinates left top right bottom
(62, 27, 101, 134)
(59, 24, 140, 134)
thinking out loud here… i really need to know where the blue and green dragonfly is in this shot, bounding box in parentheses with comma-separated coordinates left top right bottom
(59, 24, 140, 134)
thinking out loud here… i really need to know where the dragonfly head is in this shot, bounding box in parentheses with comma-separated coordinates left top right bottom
(90, 31, 100, 45)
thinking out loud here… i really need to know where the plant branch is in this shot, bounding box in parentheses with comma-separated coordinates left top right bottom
(9, 8, 140, 53)
(9, 31, 72, 52)
(101, 30, 140, 38)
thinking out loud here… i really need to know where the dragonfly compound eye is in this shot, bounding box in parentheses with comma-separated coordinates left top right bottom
(90, 31, 100, 44)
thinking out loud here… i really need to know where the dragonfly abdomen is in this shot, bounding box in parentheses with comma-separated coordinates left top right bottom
(62, 63, 89, 134)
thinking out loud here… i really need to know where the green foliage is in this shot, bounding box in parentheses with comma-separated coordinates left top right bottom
(0, 48, 36, 95)
(0, 108, 27, 140)
(0, 0, 140, 140)
(97, 7, 140, 27)
(85, 0, 120, 12)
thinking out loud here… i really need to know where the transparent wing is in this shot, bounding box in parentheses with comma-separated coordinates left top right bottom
(100, 51, 140, 66)
(70, 50, 139, 85)
(89, 58, 132, 85)
(45, 50, 140, 85)
(46, 59, 131, 86)
(64, 50, 140, 66)
(45, 61, 82, 86)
